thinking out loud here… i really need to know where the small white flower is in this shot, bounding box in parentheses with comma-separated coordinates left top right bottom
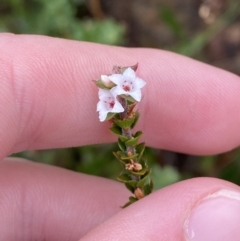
(109, 68, 146, 102)
(100, 75, 115, 88)
(97, 89, 124, 122)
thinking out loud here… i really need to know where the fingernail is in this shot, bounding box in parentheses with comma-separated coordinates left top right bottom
(184, 189, 240, 241)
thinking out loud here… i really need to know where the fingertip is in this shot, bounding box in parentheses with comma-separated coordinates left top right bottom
(81, 178, 240, 241)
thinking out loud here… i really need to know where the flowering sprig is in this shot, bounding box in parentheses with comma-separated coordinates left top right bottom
(94, 64, 153, 207)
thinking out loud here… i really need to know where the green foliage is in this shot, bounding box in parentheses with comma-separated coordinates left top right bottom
(159, 0, 240, 58)
(0, 0, 125, 45)
(159, 4, 185, 40)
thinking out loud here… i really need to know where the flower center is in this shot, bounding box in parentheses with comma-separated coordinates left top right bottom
(104, 97, 115, 110)
(109, 101, 115, 109)
(122, 80, 133, 92)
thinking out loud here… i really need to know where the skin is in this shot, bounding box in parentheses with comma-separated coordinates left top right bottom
(0, 33, 240, 241)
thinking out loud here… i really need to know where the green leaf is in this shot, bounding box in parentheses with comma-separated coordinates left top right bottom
(125, 131, 142, 146)
(136, 171, 151, 187)
(117, 138, 126, 152)
(114, 150, 138, 161)
(117, 175, 137, 187)
(112, 151, 121, 161)
(136, 142, 145, 160)
(131, 111, 140, 129)
(119, 135, 129, 142)
(109, 124, 122, 135)
(126, 179, 138, 186)
(109, 125, 128, 141)
(121, 153, 138, 160)
(105, 112, 117, 121)
(129, 196, 138, 202)
(125, 183, 135, 193)
(143, 180, 154, 196)
(121, 63, 138, 73)
(121, 198, 137, 208)
(120, 94, 136, 103)
(134, 131, 143, 138)
(114, 117, 135, 129)
(95, 79, 107, 89)
(130, 166, 148, 176)
(117, 173, 131, 182)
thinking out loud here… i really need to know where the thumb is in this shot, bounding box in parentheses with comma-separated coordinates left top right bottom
(81, 178, 240, 241)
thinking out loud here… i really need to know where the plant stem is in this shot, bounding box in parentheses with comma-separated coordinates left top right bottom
(118, 96, 140, 182)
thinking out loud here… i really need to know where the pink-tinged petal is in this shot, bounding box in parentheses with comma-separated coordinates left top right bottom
(97, 88, 124, 121)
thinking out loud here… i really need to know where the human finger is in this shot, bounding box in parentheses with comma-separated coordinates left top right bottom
(0, 158, 129, 240)
(81, 177, 240, 241)
(1, 34, 240, 159)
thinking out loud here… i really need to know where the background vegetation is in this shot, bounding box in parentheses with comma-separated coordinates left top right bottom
(1, 0, 240, 189)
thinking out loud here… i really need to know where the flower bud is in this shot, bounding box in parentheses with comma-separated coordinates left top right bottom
(134, 188, 144, 199)
(101, 75, 115, 88)
(125, 161, 134, 171)
(133, 163, 142, 171)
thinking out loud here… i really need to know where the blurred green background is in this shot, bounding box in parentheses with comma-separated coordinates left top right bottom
(1, 0, 240, 189)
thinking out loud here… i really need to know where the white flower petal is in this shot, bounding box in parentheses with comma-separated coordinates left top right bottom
(98, 89, 110, 100)
(97, 88, 124, 121)
(110, 86, 125, 96)
(135, 77, 146, 88)
(129, 89, 142, 101)
(99, 110, 108, 122)
(123, 67, 136, 79)
(107, 74, 123, 85)
(112, 100, 124, 112)
(97, 100, 106, 111)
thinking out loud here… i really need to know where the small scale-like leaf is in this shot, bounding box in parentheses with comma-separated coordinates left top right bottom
(125, 179, 137, 186)
(117, 138, 126, 152)
(138, 158, 148, 168)
(125, 131, 143, 146)
(109, 124, 122, 135)
(121, 94, 136, 103)
(114, 117, 135, 129)
(125, 183, 135, 193)
(136, 173, 150, 187)
(109, 125, 128, 141)
(129, 196, 138, 202)
(121, 63, 138, 73)
(119, 135, 129, 142)
(121, 200, 133, 208)
(121, 153, 138, 160)
(131, 111, 140, 129)
(105, 112, 117, 121)
(143, 180, 153, 196)
(95, 79, 108, 89)
(134, 131, 143, 138)
(136, 142, 145, 160)
(112, 151, 121, 161)
(117, 173, 131, 182)
(130, 166, 148, 176)
(113, 151, 133, 163)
